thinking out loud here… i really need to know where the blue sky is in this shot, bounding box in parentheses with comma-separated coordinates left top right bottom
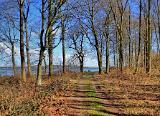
(0, 0, 142, 67)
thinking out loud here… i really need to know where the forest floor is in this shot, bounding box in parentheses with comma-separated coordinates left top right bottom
(0, 70, 160, 116)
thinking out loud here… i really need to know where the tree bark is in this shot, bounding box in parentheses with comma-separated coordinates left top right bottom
(19, 0, 26, 82)
(79, 58, 84, 73)
(37, 48, 45, 85)
(157, 0, 160, 54)
(91, 21, 102, 74)
(105, 15, 110, 74)
(61, 16, 66, 73)
(146, 0, 151, 73)
(128, 5, 131, 67)
(36, 0, 45, 85)
(48, 46, 53, 76)
(24, 20, 32, 77)
(11, 43, 16, 77)
(48, 0, 53, 77)
(135, 0, 142, 73)
(44, 56, 47, 74)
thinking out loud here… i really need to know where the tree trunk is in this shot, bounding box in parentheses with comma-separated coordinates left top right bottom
(11, 43, 16, 77)
(36, 0, 45, 85)
(37, 48, 45, 85)
(157, 0, 160, 54)
(146, 0, 151, 73)
(48, 47, 53, 76)
(128, 5, 131, 67)
(97, 51, 102, 74)
(91, 22, 102, 74)
(48, 0, 53, 77)
(105, 15, 110, 74)
(61, 17, 66, 73)
(79, 58, 84, 73)
(116, 31, 119, 68)
(24, 20, 32, 77)
(44, 56, 47, 74)
(158, 25, 160, 54)
(118, 14, 124, 72)
(113, 43, 116, 67)
(20, 0, 26, 82)
(135, 0, 142, 73)
(106, 38, 109, 74)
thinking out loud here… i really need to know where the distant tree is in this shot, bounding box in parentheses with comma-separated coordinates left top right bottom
(68, 26, 86, 73)
(0, 20, 17, 77)
(109, 0, 129, 72)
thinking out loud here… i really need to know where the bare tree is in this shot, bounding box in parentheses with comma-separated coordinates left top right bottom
(68, 26, 86, 73)
(0, 22, 17, 77)
(109, 0, 129, 72)
(36, 0, 66, 85)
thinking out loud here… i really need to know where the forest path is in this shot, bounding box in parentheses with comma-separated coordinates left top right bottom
(57, 75, 115, 116)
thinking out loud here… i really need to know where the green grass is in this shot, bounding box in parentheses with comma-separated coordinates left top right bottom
(87, 110, 110, 116)
(86, 91, 96, 97)
(82, 75, 94, 79)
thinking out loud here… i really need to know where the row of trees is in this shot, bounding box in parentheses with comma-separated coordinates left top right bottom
(0, 0, 159, 85)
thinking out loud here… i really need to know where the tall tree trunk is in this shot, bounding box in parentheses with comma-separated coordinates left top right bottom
(113, 42, 116, 67)
(158, 25, 160, 54)
(36, 0, 45, 85)
(48, 47, 53, 76)
(135, 0, 142, 73)
(91, 22, 102, 74)
(61, 17, 66, 73)
(146, 0, 151, 73)
(119, 33, 123, 72)
(105, 15, 110, 74)
(11, 43, 16, 77)
(19, 0, 26, 82)
(128, 5, 131, 68)
(157, 0, 160, 54)
(116, 31, 119, 68)
(118, 13, 124, 72)
(48, 0, 53, 77)
(106, 36, 109, 74)
(24, 20, 32, 77)
(98, 50, 102, 74)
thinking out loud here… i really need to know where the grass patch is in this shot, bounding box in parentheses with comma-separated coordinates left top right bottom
(86, 91, 96, 97)
(82, 75, 94, 79)
(87, 110, 110, 116)
(90, 103, 104, 109)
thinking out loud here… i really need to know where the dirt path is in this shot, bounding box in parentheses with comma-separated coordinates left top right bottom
(56, 76, 115, 116)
